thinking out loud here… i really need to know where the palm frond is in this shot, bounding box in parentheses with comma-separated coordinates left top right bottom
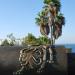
(44, 0, 61, 12)
(55, 13, 65, 25)
(35, 18, 41, 26)
(40, 23, 50, 36)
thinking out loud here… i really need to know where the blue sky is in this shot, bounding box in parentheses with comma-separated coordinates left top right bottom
(0, 0, 75, 44)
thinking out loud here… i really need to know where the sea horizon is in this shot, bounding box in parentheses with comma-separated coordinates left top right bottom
(55, 44, 75, 53)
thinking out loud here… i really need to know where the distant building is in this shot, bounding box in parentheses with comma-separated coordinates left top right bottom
(15, 39, 23, 46)
(0, 39, 23, 46)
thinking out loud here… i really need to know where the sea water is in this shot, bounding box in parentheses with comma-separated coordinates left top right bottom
(65, 44, 75, 53)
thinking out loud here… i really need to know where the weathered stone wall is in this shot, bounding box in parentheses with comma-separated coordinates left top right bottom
(0, 46, 69, 75)
(0, 46, 23, 75)
(53, 46, 68, 71)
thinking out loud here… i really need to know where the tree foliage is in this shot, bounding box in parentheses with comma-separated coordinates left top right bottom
(44, 0, 61, 11)
(38, 36, 51, 45)
(22, 33, 38, 46)
(1, 39, 10, 46)
(22, 33, 51, 46)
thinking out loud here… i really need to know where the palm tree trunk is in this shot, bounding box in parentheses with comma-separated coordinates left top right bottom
(51, 14, 56, 45)
(53, 37, 55, 45)
(51, 25, 53, 45)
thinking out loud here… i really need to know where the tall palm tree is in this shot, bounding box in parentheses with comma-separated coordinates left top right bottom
(36, 0, 65, 45)
(42, 1, 58, 45)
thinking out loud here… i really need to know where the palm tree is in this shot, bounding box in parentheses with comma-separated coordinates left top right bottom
(36, 0, 65, 45)
(43, 0, 61, 45)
